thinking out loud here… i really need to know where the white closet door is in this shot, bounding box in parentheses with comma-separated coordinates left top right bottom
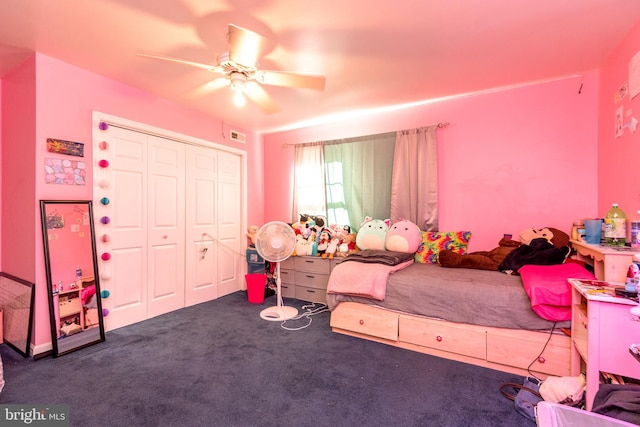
(100, 127, 148, 330)
(217, 150, 243, 297)
(147, 136, 186, 318)
(185, 145, 219, 306)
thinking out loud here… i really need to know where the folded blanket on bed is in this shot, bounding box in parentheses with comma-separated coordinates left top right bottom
(340, 249, 416, 266)
(327, 257, 414, 300)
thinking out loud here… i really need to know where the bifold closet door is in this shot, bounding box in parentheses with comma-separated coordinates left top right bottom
(96, 123, 243, 331)
(185, 145, 218, 306)
(216, 150, 242, 298)
(147, 136, 186, 318)
(184, 146, 243, 305)
(100, 126, 149, 330)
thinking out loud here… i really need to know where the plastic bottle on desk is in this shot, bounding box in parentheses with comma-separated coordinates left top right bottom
(604, 203, 627, 246)
(631, 210, 640, 249)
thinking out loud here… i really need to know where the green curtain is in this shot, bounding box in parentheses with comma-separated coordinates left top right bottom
(323, 132, 395, 231)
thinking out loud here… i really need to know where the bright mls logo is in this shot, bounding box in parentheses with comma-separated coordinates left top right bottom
(0, 405, 69, 426)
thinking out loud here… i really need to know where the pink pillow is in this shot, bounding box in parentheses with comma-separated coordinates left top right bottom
(519, 263, 596, 321)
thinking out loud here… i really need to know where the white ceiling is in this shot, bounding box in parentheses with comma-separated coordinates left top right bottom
(1, 0, 640, 133)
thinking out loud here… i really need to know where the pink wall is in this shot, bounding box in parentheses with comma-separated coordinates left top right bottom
(598, 19, 640, 222)
(264, 74, 600, 252)
(1, 56, 37, 282)
(1, 53, 265, 351)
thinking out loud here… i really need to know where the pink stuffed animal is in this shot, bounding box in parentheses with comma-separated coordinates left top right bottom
(385, 220, 422, 253)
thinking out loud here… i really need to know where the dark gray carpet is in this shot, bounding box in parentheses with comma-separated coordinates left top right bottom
(0, 292, 533, 426)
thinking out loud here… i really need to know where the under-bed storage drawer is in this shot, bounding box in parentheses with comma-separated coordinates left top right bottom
(330, 302, 398, 341)
(486, 329, 571, 377)
(399, 315, 487, 359)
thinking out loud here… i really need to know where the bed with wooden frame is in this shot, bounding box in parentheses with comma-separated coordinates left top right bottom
(327, 260, 574, 379)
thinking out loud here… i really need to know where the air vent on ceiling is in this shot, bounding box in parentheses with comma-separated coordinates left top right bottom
(230, 130, 246, 143)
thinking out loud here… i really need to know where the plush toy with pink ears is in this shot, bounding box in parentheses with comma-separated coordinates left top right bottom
(385, 219, 422, 253)
(356, 216, 391, 250)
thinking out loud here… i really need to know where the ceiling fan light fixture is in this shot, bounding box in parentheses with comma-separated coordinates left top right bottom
(233, 90, 246, 107)
(230, 72, 247, 107)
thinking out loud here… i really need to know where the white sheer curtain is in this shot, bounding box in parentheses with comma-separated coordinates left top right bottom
(291, 143, 326, 222)
(390, 126, 439, 231)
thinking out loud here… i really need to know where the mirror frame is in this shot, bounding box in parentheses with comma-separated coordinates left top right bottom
(40, 200, 105, 357)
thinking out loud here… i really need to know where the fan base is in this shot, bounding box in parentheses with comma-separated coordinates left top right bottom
(260, 305, 298, 321)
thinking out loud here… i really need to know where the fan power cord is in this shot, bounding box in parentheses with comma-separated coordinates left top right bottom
(281, 302, 330, 331)
(527, 322, 557, 381)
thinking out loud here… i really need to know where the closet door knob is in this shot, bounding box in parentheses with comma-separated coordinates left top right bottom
(436, 335, 443, 342)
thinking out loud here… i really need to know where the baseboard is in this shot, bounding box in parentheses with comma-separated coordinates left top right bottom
(32, 342, 53, 359)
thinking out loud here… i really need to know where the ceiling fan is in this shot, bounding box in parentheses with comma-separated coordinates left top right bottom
(137, 24, 326, 114)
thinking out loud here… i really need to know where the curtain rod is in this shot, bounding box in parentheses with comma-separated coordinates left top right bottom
(282, 122, 449, 148)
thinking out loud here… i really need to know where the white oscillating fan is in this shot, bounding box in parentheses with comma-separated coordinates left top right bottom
(254, 221, 298, 321)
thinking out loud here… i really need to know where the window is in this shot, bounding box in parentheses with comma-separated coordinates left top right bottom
(293, 132, 395, 229)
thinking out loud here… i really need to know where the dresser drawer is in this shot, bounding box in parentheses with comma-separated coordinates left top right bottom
(399, 315, 486, 359)
(280, 257, 295, 270)
(572, 303, 588, 361)
(330, 302, 398, 341)
(295, 286, 326, 304)
(487, 329, 570, 377)
(295, 271, 329, 289)
(294, 256, 331, 274)
(280, 283, 296, 299)
(279, 269, 295, 285)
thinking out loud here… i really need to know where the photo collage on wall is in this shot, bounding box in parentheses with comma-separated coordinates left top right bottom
(44, 138, 86, 185)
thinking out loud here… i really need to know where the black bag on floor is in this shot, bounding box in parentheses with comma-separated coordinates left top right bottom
(500, 376, 543, 421)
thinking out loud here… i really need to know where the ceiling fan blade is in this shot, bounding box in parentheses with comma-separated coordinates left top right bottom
(243, 83, 280, 114)
(136, 51, 221, 73)
(185, 77, 230, 99)
(227, 24, 267, 67)
(255, 70, 326, 91)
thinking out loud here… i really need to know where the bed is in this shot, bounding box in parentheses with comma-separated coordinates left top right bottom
(327, 254, 595, 379)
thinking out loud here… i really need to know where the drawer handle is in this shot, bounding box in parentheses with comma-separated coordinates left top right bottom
(306, 289, 316, 294)
(359, 319, 364, 325)
(436, 335, 442, 342)
(305, 260, 314, 263)
(538, 356, 546, 364)
(306, 275, 315, 279)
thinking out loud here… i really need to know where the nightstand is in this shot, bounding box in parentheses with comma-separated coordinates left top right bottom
(569, 278, 640, 410)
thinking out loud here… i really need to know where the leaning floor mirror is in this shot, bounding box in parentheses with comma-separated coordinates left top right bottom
(40, 200, 105, 356)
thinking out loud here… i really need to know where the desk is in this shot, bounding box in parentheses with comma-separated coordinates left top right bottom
(570, 279, 640, 410)
(570, 240, 640, 283)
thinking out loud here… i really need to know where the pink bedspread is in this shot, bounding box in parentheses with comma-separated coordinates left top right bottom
(327, 259, 414, 301)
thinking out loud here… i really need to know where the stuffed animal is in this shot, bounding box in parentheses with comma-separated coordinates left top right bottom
(246, 225, 259, 247)
(337, 233, 358, 257)
(439, 237, 522, 271)
(385, 220, 422, 253)
(498, 235, 571, 275)
(325, 237, 341, 259)
(439, 227, 571, 272)
(356, 217, 390, 250)
(316, 229, 331, 257)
